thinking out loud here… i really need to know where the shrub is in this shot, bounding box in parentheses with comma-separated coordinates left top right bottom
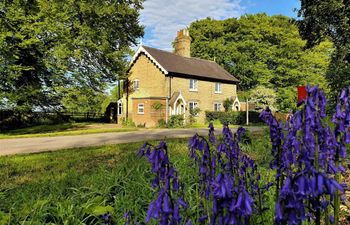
(157, 119, 167, 128)
(223, 98, 234, 112)
(188, 107, 201, 125)
(205, 111, 261, 125)
(121, 118, 135, 127)
(167, 115, 184, 128)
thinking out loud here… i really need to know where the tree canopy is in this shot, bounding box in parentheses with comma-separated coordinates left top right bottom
(0, 0, 144, 115)
(298, 0, 350, 105)
(189, 14, 333, 111)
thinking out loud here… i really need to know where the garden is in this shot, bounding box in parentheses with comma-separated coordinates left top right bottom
(0, 86, 349, 224)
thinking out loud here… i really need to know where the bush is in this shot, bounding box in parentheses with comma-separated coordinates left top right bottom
(167, 115, 184, 128)
(157, 119, 167, 128)
(188, 108, 201, 125)
(205, 111, 262, 125)
(223, 98, 234, 112)
(121, 118, 135, 127)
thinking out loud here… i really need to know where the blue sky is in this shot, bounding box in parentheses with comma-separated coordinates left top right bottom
(139, 0, 300, 51)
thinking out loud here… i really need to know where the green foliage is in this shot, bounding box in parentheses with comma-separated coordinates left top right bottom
(298, 0, 349, 107)
(0, 0, 144, 115)
(61, 87, 106, 113)
(189, 14, 332, 94)
(240, 129, 252, 145)
(0, 133, 275, 224)
(121, 118, 135, 127)
(101, 81, 124, 114)
(250, 85, 277, 111)
(157, 119, 167, 128)
(205, 111, 262, 125)
(223, 98, 234, 112)
(152, 101, 163, 111)
(326, 60, 350, 108)
(188, 107, 201, 125)
(276, 87, 297, 113)
(167, 115, 184, 128)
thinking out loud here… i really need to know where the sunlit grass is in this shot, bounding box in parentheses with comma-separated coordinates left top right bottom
(0, 122, 138, 139)
(0, 132, 275, 224)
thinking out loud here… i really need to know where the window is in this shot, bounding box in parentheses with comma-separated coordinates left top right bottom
(137, 103, 144, 114)
(215, 82, 222, 93)
(189, 101, 199, 116)
(118, 102, 123, 115)
(214, 102, 222, 112)
(189, 79, 198, 91)
(133, 80, 140, 91)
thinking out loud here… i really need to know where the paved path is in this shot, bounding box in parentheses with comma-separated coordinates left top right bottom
(0, 127, 263, 156)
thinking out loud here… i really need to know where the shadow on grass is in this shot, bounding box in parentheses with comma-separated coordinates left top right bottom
(2, 123, 88, 135)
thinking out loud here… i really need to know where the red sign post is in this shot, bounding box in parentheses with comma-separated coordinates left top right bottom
(297, 86, 307, 104)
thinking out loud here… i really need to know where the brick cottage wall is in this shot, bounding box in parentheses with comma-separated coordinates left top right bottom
(132, 98, 166, 127)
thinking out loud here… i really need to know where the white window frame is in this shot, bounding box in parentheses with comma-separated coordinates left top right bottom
(215, 82, 222, 93)
(189, 101, 199, 116)
(137, 103, 144, 114)
(214, 102, 222, 112)
(133, 79, 140, 91)
(117, 102, 123, 115)
(189, 79, 198, 91)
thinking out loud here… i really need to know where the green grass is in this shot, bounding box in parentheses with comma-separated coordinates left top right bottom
(0, 132, 275, 224)
(187, 119, 265, 128)
(0, 122, 138, 139)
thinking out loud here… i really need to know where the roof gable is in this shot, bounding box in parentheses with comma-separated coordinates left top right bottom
(130, 46, 168, 74)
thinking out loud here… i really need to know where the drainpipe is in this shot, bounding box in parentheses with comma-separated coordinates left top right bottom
(165, 98, 169, 123)
(166, 76, 172, 123)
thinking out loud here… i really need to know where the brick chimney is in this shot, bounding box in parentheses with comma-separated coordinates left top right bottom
(174, 29, 191, 57)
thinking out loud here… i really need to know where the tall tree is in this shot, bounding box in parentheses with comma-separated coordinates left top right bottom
(189, 14, 333, 112)
(61, 87, 106, 114)
(0, 0, 143, 116)
(298, 0, 350, 105)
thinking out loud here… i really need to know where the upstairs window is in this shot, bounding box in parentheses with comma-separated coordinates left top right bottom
(215, 82, 222, 93)
(189, 79, 198, 91)
(137, 103, 144, 114)
(133, 79, 140, 91)
(214, 102, 222, 112)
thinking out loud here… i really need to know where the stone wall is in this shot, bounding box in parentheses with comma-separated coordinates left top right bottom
(170, 77, 237, 123)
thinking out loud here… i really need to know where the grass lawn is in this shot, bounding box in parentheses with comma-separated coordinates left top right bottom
(0, 130, 275, 224)
(0, 122, 138, 139)
(187, 119, 265, 128)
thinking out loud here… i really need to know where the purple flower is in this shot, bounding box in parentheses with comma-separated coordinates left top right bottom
(139, 141, 188, 224)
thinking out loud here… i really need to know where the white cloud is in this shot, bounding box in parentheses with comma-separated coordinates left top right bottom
(140, 0, 244, 51)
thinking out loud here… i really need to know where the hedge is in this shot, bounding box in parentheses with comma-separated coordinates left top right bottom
(205, 111, 262, 125)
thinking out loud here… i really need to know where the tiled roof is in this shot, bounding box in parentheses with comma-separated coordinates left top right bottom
(136, 46, 239, 84)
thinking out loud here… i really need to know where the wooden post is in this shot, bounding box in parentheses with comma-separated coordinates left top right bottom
(126, 79, 129, 120)
(246, 98, 249, 125)
(116, 80, 121, 124)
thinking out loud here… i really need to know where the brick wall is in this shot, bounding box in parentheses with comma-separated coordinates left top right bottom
(132, 98, 166, 127)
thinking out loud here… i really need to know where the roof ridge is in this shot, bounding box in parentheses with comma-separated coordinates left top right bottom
(142, 45, 216, 63)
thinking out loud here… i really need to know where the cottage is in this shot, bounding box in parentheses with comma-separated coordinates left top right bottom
(119, 29, 240, 127)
